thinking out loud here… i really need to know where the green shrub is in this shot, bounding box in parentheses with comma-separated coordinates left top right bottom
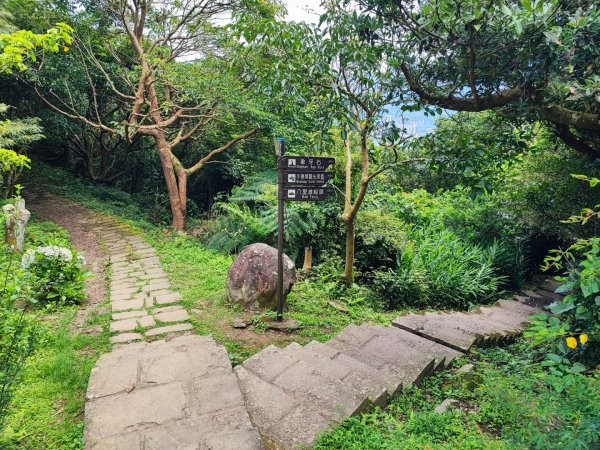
(21, 245, 88, 306)
(0, 250, 39, 428)
(373, 227, 504, 310)
(526, 175, 600, 373)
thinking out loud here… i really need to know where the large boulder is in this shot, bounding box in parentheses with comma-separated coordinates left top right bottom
(227, 243, 296, 311)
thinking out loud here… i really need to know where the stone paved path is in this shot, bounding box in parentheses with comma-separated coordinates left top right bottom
(83, 216, 263, 449)
(25, 190, 263, 449)
(102, 229, 193, 344)
(237, 282, 563, 449)
(85, 335, 262, 449)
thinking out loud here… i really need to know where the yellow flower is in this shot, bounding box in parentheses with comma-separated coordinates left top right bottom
(566, 337, 578, 349)
(580, 334, 589, 345)
(63, 46, 70, 52)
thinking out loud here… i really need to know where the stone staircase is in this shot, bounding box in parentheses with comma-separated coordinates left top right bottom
(236, 281, 562, 449)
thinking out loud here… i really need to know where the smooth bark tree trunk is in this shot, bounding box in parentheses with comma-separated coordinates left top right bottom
(155, 133, 186, 230)
(302, 246, 313, 271)
(344, 218, 355, 286)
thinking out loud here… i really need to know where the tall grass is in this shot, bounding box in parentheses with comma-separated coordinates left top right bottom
(373, 227, 504, 310)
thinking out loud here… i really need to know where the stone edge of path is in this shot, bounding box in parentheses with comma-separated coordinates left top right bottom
(84, 334, 262, 449)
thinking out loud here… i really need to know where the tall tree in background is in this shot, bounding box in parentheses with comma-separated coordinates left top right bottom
(349, 0, 600, 157)
(29, 0, 270, 229)
(238, 4, 421, 285)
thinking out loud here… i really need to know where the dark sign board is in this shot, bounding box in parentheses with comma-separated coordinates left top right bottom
(283, 171, 334, 186)
(277, 156, 336, 171)
(283, 187, 335, 201)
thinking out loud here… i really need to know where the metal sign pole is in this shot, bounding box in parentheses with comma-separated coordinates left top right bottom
(276, 138, 285, 322)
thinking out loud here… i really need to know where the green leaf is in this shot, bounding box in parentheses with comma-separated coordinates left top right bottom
(568, 362, 587, 373)
(547, 353, 563, 363)
(550, 300, 575, 314)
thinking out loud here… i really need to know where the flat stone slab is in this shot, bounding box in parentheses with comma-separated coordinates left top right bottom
(145, 323, 193, 337)
(392, 312, 482, 352)
(154, 309, 189, 323)
(85, 335, 262, 449)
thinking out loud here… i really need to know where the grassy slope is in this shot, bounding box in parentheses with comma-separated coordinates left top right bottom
(0, 219, 111, 450)
(316, 340, 600, 449)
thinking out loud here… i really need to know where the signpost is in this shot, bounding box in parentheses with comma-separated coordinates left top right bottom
(276, 138, 336, 321)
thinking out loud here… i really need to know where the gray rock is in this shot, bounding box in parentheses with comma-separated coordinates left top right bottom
(455, 363, 474, 374)
(233, 318, 248, 329)
(3, 199, 31, 252)
(434, 398, 459, 413)
(226, 243, 296, 311)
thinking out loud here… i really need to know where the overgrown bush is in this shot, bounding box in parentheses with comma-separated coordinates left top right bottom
(526, 175, 600, 373)
(21, 245, 87, 306)
(373, 227, 504, 310)
(0, 244, 38, 427)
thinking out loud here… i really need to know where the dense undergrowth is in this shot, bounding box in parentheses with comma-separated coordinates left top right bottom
(0, 217, 110, 449)
(316, 339, 600, 449)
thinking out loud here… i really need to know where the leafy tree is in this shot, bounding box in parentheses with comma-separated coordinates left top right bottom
(27, 0, 278, 230)
(0, 21, 72, 73)
(238, 4, 424, 285)
(348, 0, 600, 157)
(413, 111, 531, 193)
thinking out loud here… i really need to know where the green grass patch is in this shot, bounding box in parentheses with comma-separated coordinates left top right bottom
(315, 339, 600, 449)
(0, 308, 111, 450)
(145, 230, 396, 363)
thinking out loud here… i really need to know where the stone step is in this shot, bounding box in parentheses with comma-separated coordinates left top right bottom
(367, 325, 464, 370)
(282, 342, 388, 407)
(241, 345, 370, 424)
(392, 312, 482, 352)
(450, 312, 521, 344)
(473, 305, 531, 330)
(517, 291, 553, 309)
(325, 326, 436, 388)
(304, 341, 403, 396)
(541, 278, 563, 293)
(235, 366, 332, 450)
(535, 289, 563, 303)
(497, 299, 543, 316)
(85, 335, 262, 449)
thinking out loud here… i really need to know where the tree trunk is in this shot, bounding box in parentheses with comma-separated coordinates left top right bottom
(154, 133, 186, 230)
(344, 218, 355, 287)
(302, 246, 313, 271)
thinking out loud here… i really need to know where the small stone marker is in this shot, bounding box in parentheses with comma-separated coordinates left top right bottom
(2, 198, 31, 252)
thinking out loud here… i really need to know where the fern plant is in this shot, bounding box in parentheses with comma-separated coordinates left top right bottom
(207, 171, 327, 259)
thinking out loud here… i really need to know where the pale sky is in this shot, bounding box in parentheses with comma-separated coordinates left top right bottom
(283, 0, 324, 24)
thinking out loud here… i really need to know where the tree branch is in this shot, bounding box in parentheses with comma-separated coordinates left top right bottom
(185, 129, 258, 175)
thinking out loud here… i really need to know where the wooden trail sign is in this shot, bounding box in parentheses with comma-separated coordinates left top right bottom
(276, 138, 336, 322)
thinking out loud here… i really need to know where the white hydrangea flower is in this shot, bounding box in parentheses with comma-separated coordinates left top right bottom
(21, 249, 36, 268)
(21, 245, 76, 268)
